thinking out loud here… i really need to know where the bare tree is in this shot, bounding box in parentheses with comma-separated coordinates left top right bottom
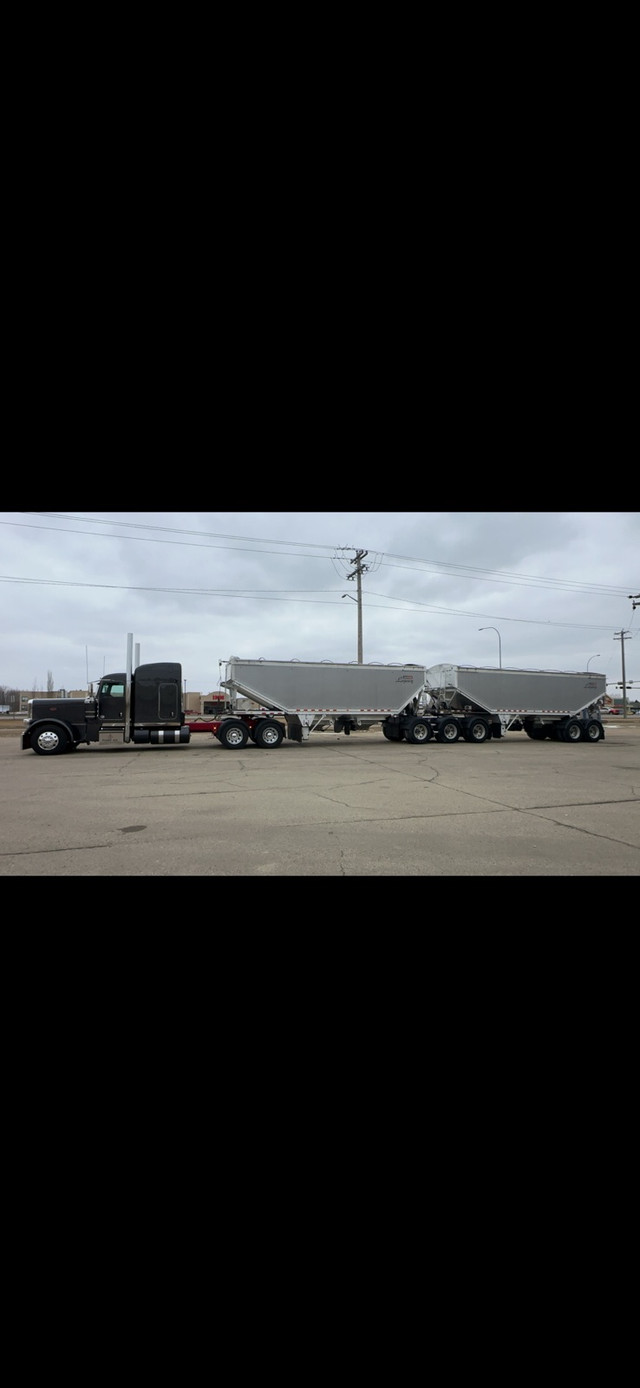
(47, 670, 55, 692)
(0, 685, 20, 712)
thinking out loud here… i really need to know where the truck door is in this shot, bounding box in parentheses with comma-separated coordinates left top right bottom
(98, 677, 126, 724)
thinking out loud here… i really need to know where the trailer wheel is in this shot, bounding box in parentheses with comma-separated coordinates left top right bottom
(437, 718, 460, 744)
(254, 719, 284, 749)
(31, 723, 70, 756)
(565, 719, 583, 743)
(585, 720, 603, 742)
(404, 717, 432, 744)
(466, 717, 490, 744)
(218, 720, 249, 750)
(525, 726, 547, 740)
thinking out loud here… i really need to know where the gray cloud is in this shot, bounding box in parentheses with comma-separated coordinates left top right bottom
(1, 510, 638, 696)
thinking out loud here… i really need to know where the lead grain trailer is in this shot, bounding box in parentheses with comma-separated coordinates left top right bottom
(209, 658, 433, 748)
(423, 665, 607, 743)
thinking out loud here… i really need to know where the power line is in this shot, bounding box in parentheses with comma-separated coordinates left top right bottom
(8, 512, 635, 599)
(0, 574, 625, 633)
(2, 518, 331, 562)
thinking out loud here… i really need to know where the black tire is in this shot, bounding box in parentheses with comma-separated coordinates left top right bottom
(465, 717, 490, 744)
(565, 719, 583, 743)
(217, 720, 249, 750)
(526, 726, 548, 740)
(585, 719, 603, 742)
(254, 720, 284, 749)
(382, 725, 394, 740)
(382, 723, 401, 740)
(437, 718, 460, 744)
(31, 723, 70, 756)
(404, 717, 432, 744)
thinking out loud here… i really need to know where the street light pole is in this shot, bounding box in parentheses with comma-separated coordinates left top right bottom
(479, 626, 502, 668)
(342, 593, 361, 661)
(587, 654, 600, 672)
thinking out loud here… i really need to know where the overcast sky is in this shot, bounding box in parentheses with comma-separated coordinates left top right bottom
(1, 511, 638, 695)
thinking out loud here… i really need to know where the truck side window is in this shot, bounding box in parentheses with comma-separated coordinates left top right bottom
(100, 681, 125, 698)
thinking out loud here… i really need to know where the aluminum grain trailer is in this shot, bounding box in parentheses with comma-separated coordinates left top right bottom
(214, 658, 433, 747)
(424, 665, 607, 744)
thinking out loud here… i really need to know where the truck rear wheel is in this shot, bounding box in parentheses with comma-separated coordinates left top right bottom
(31, 723, 70, 755)
(585, 720, 603, 742)
(254, 720, 284, 748)
(404, 717, 432, 744)
(218, 720, 249, 749)
(437, 718, 460, 744)
(465, 717, 490, 744)
(565, 719, 583, 742)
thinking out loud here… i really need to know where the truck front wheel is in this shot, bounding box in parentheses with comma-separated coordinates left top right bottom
(31, 723, 70, 755)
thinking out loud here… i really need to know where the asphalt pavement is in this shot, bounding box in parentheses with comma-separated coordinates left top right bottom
(1, 721, 639, 876)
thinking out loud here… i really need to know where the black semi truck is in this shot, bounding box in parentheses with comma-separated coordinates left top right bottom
(21, 635, 190, 755)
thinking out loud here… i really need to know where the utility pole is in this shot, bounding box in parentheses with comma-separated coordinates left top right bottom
(344, 550, 369, 663)
(630, 593, 640, 611)
(614, 630, 632, 718)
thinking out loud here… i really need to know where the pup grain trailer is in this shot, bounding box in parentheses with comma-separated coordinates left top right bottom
(423, 664, 607, 743)
(210, 658, 433, 748)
